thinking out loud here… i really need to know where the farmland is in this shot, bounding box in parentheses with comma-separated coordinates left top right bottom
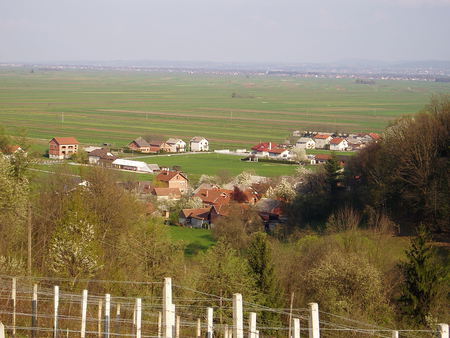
(139, 153, 300, 181)
(1, 68, 450, 151)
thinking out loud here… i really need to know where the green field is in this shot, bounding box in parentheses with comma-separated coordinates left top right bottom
(1, 68, 449, 150)
(167, 226, 215, 256)
(140, 153, 299, 180)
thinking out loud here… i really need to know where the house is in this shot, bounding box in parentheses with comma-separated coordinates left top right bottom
(190, 137, 209, 152)
(251, 142, 289, 158)
(330, 138, 348, 151)
(152, 187, 182, 201)
(49, 137, 79, 159)
(156, 171, 189, 193)
(179, 208, 212, 228)
(128, 137, 151, 153)
(313, 134, 332, 149)
(166, 138, 186, 153)
(194, 187, 233, 207)
(88, 148, 117, 167)
(148, 140, 172, 153)
(313, 154, 332, 164)
(84, 146, 102, 153)
(2, 145, 24, 155)
(256, 198, 287, 230)
(251, 142, 278, 156)
(296, 137, 316, 149)
(112, 159, 155, 173)
(268, 148, 291, 159)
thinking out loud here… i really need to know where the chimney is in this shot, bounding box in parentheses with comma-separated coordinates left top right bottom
(269, 142, 272, 150)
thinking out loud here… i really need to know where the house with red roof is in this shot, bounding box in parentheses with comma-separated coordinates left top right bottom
(251, 142, 291, 158)
(179, 208, 212, 228)
(194, 187, 233, 207)
(313, 134, 333, 149)
(156, 171, 189, 193)
(128, 137, 151, 153)
(329, 137, 348, 151)
(49, 137, 79, 159)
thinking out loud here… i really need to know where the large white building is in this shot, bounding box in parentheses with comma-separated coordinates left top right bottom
(112, 159, 158, 173)
(296, 137, 316, 149)
(190, 137, 209, 152)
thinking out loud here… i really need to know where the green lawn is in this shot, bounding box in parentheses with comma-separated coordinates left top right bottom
(1, 68, 448, 152)
(167, 226, 215, 257)
(140, 153, 299, 181)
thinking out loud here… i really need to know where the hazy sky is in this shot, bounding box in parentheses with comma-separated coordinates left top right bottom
(1, 0, 450, 63)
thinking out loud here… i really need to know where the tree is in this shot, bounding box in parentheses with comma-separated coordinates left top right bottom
(247, 232, 283, 327)
(290, 147, 307, 163)
(324, 155, 341, 195)
(195, 241, 259, 323)
(265, 178, 296, 202)
(47, 193, 101, 281)
(399, 225, 442, 326)
(0, 155, 29, 262)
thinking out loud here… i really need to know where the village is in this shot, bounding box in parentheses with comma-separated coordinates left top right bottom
(2, 130, 373, 232)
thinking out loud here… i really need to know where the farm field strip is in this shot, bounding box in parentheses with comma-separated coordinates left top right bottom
(1, 69, 449, 150)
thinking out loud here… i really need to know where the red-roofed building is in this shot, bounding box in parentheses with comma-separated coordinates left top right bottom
(49, 137, 79, 159)
(367, 133, 380, 140)
(179, 208, 212, 228)
(194, 188, 233, 207)
(251, 142, 290, 158)
(330, 137, 348, 151)
(156, 171, 189, 193)
(313, 134, 333, 149)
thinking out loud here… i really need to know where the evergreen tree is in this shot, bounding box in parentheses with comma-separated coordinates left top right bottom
(399, 225, 441, 326)
(247, 232, 283, 328)
(324, 154, 341, 194)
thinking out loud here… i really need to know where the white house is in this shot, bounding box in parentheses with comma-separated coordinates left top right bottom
(166, 138, 186, 152)
(112, 159, 155, 173)
(296, 137, 316, 149)
(268, 148, 291, 159)
(313, 134, 333, 149)
(190, 137, 209, 152)
(329, 138, 349, 151)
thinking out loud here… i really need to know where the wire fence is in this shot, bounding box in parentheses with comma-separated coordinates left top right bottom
(0, 275, 444, 338)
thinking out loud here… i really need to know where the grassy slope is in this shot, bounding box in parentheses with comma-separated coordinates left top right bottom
(1, 68, 449, 151)
(167, 226, 215, 257)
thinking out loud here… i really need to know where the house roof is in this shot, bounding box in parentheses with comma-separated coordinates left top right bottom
(50, 137, 79, 145)
(314, 134, 331, 140)
(3, 145, 22, 154)
(112, 159, 153, 172)
(330, 137, 345, 145)
(314, 154, 332, 161)
(152, 187, 182, 197)
(180, 208, 211, 220)
(156, 171, 188, 182)
(147, 163, 160, 171)
(268, 148, 288, 154)
(190, 136, 207, 143)
(88, 148, 117, 161)
(166, 138, 184, 145)
(195, 188, 233, 205)
(131, 137, 150, 148)
(368, 133, 380, 140)
(251, 142, 278, 152)
(297, 137, 314, 143)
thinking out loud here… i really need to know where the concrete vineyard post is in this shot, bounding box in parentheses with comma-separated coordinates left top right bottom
(293, 318, 300, 338)
(81, 290, 88, 338)
(31, 284, 38, 338)
(53, 285, 59, 338)
(207, 307, 213, 338)
(233, 293, 243, 338)
(308, 303, 319, 338)
(136, 298, 142, 338)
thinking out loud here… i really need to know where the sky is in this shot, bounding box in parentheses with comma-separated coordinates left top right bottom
(1, 0, 450, 64)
